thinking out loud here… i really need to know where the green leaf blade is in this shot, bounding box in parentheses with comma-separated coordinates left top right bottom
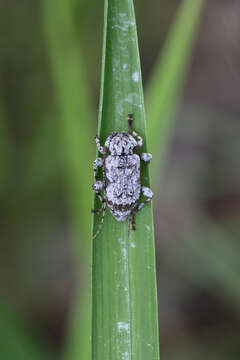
(42, 1, 94, 359)
(92, 1, 159, 359)
(146, 0, 205, 178)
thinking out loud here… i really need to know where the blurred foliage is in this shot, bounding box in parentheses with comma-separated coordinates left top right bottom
(0, 301, 54, 360)
(42, 0, 94, 359)
(146, 0, 205, 183)
(0, 0, 240, 359)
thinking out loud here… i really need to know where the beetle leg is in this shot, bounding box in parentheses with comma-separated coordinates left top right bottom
(93, 157, 103, 181)
(91, 190, 105, 214)
(128, 213, 136, 234)
(131, 186, 154, 219)
(95, 135, 106, 154)
(92, 186, 104, 213)
(127, 114, 143, 148)
(93, 201, 107, 239)
(140, 153, 152, 163)
(92, 175, 104, 214)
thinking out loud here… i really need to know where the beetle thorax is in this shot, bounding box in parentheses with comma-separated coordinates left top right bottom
(106, 132, 137, 156)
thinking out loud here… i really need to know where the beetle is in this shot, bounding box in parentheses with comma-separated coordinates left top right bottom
(92, 114, 153, 239)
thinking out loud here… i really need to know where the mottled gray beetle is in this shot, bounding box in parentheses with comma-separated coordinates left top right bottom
(92, 114, 153, 239)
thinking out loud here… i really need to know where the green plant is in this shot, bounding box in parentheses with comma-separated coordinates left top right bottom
(35, 1, 205, 359)
(146, 0, 205, 183)
(42, 1, 94, 359)
(0, 301, 54, 360)
(92, 0, 159, 359)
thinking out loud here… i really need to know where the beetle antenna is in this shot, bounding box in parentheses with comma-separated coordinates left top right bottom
(93, 200, 106, 239)
(128, 113, 133, 132)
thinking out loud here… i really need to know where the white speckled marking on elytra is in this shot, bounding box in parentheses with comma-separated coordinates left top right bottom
(132, 71, 139, 82)
(130, 242, 136, 248)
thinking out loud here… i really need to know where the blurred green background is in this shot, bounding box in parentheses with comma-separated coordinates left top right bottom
(1, 0, 240, 359)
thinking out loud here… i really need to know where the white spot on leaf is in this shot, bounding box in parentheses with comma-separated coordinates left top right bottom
(121, 352, 130, 360)
(145, 225, 151, 231)
(122, 247, 127, 258)
(132, 72, 139, 82)
(117, 322, 130, 332)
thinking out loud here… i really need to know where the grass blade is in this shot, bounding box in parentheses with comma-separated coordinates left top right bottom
(0, 88, 12, 190)
(146, 0, 205, 177)
(92, 1, 159, 359)
(0, 301, 54, 360)
(42, 1, 94, 359)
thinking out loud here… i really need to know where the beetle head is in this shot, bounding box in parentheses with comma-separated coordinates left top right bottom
(105, 132, 137, 155)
